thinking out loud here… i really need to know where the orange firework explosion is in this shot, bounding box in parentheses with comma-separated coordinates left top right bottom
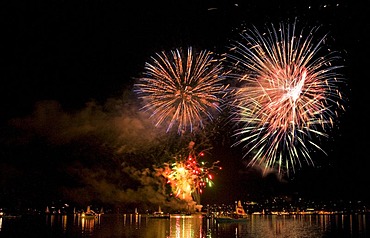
(134, 46, 227, 134)
(160, 143, 221, 205)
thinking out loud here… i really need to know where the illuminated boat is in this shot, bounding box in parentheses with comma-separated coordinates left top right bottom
(81, 206, 98, 218)
(0, 208, 22, 219)
(215, 214, 247, 223)
(215, 200, 248, 223)
(148, 206, 170, 219)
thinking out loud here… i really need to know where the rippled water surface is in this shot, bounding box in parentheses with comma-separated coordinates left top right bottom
(0, 213, 369, 237)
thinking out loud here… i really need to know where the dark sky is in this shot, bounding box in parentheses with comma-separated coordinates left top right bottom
(0, 0, 369, 210)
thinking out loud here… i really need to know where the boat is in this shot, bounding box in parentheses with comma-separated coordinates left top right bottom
(45, 206, 50, 214)
(215, 214, 247, 223)
(235, 200, 248, 218)
(0, 212, 22, 219)
(81, 206, 98, 218)
(148, 206, 170, 219)
(0, 208, 22, 218)
(215, 200, 248, 223)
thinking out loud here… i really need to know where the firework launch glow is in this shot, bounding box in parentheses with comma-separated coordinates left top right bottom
(226, 21, 345, 175)
(159, 141, 221, 205)
(134, 47, 227, 134)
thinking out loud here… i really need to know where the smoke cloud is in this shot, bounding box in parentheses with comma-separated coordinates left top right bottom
(1, 93, 191, 212)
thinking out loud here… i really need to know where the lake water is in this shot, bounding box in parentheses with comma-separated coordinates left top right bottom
(0, 213, 368, 237)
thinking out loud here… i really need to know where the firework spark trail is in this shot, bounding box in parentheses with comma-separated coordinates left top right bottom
(134, 46, 227, 134)
(226, 21, 345, 175)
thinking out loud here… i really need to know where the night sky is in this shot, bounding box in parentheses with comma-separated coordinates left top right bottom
(0, 1, 369, 211)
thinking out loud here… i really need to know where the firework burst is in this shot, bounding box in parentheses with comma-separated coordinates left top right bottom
(159, 141, 221, 205)
(134, 46, 227, 134)
(226, 20, 345, 175)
